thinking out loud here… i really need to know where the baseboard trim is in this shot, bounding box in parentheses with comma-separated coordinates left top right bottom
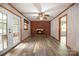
(51, 35, 79, 54)
(51, 36, 59, 41)
(1, 36, 30, 56)
(66, 44, 79, 53)
(51, 35, 70, 47)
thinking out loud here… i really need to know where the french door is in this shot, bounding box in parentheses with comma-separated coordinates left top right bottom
(0, 13, 8, 51)
(0, 12, 20, 52)
(13, 15, 20, 45)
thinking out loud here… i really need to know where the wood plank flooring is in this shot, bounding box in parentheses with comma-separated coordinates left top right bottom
(5, 35, 79, 56)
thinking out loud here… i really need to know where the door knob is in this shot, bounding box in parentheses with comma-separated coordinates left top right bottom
(9, 29, 11, 33)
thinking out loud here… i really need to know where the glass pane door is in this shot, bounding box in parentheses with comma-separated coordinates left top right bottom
(13, 16, 20, 45)
(0, 13, 3, 51)
(0, 13, 8, 51)
(2, 14, 8, 49)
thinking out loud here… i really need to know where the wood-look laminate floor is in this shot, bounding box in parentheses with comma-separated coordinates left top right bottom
(5, 35, 79, 56)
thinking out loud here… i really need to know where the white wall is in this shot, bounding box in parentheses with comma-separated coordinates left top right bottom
(51, 18, 59, 40)
(22, 21, 30, 40)
(51, 4, 79, 52)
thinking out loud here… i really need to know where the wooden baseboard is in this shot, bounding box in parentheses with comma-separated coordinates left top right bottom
(1, 36, 30, 56)
(51, 35, 79, 54)
(51, 35, 59, 41)
(51, 35, 71, 48)
(66, 44, 79, 53)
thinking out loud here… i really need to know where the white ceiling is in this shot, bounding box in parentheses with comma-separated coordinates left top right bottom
(12, 3, 72, 21)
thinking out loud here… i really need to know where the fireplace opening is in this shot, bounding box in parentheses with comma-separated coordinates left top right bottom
(36, 28, 45, 34)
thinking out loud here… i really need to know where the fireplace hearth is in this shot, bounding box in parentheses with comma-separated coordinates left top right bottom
(36, 29, 45, 34)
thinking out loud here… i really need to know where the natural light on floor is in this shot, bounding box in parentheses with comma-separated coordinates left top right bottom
(59, 36, 67, 49)
(60, 36, 66, 44)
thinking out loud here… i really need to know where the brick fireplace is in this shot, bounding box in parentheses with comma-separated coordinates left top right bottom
(31, 21, 50, 36)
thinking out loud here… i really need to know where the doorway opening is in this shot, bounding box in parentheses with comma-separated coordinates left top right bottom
(59, 15, 67, 46)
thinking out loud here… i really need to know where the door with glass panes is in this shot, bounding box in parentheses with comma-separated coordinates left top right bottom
(0, 12, 20, 52)
(13, 15, 20, 45)
(0, 13, 8, 51)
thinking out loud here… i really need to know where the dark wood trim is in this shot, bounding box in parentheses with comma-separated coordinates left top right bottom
(50, 3, 75, 21)
(49, 21, 51, 36)
(51, 35, 59, 41)
(1, 36, 30, 56)
(20, 17, 23, 41)
(8, 3, 29, 21)
(66, 14, 68, 47)
(66, 44, 79, 54)
(0, 4, 20, 17)
(59, 14, 67, 46)
(59, 17, 60, 41)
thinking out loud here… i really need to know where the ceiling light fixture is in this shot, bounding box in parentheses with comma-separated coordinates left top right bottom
(40, 17, 43, 20)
